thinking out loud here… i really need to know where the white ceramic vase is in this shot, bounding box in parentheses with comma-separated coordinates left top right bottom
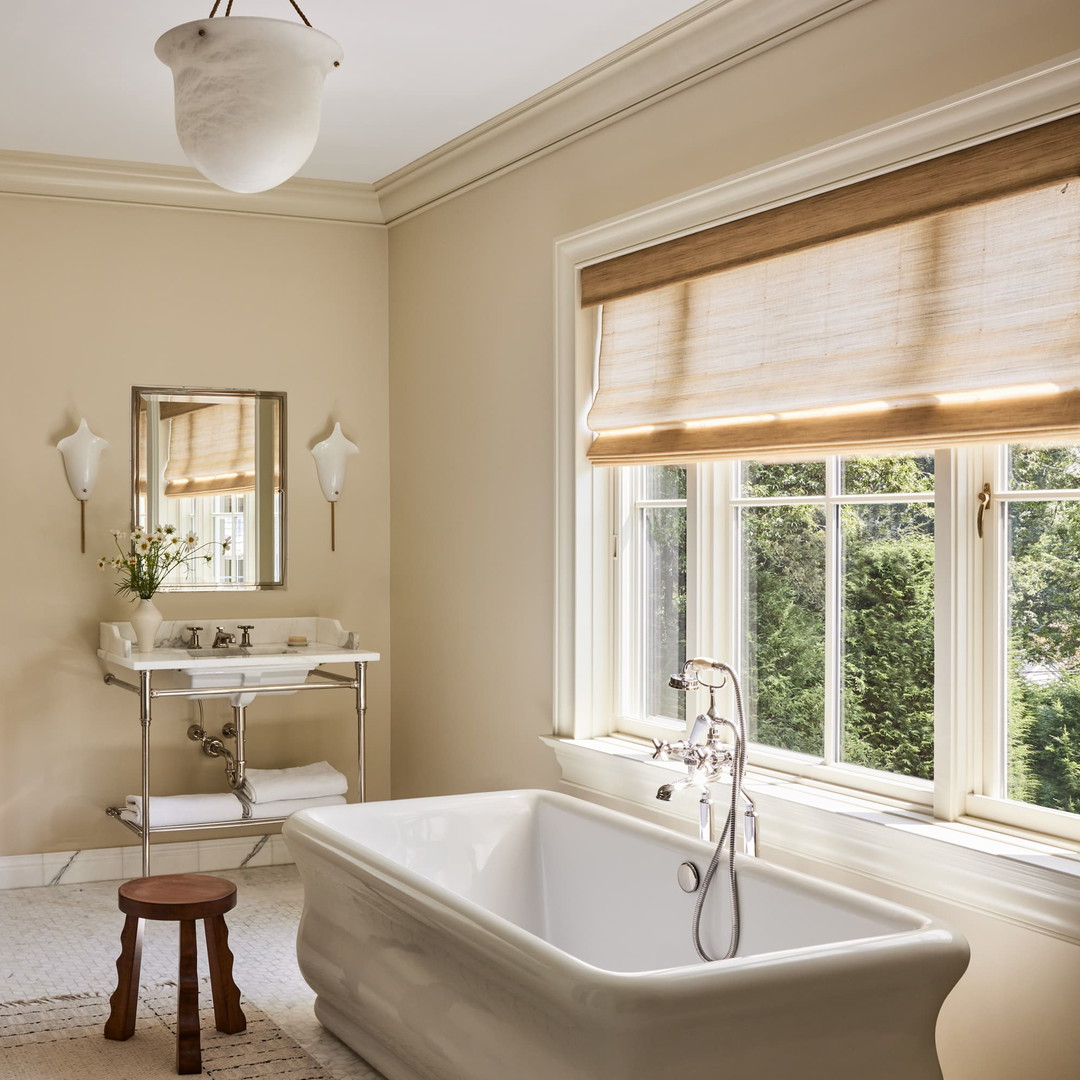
(130, 597, 163, 654)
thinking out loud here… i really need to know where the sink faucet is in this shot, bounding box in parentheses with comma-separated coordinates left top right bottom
(212, 627, 236, 649)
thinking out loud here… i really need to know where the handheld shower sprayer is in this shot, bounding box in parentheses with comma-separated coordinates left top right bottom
(654, 656, 757, 962)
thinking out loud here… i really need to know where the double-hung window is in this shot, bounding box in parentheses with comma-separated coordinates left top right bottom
(576, 111, 1080, 843)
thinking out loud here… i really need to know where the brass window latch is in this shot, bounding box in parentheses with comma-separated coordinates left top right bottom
(977, 483, 992, 539)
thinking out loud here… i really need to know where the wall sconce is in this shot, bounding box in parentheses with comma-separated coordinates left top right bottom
(155, 1, 343, 194)
(310, 422, 358, 551)
(56, 419, 109, 553)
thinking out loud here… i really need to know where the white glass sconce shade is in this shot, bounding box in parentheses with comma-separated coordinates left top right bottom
(57, 419, 109, 501)
(155, 16, 342, 194)
(311, 422, 358, 501)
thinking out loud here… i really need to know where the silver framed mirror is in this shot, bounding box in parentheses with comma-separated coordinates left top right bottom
(132, 386, 286, 590)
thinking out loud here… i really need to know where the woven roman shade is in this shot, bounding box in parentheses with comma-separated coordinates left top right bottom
(585, 115, 1080, 465)
(164, 400, 257, 497)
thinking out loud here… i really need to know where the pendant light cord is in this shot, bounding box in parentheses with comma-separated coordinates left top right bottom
(208, 0, 313, 27)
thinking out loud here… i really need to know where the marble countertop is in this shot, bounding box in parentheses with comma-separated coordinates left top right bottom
(98, 616, 379, 673)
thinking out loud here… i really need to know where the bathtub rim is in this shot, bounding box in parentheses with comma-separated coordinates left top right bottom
(284, 788, 969, 987)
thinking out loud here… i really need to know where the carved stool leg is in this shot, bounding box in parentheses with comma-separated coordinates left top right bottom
(204, 914, 246, 1034)
(176, 919, 201, 1074)
(104, 914, 143, 1041)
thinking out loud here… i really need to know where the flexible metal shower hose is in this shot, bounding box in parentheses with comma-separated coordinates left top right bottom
(691, 663, 748, 962)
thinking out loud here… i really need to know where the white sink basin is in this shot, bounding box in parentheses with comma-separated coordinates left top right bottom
(186, 645, 293, 659)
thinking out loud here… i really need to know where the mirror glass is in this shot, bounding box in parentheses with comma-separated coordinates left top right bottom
(132, 386, 286, 589)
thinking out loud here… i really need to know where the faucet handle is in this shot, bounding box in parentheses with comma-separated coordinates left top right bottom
(651, 738, 691, 762)
(238, 624, 254, 647)
(186, 626, 203, 648)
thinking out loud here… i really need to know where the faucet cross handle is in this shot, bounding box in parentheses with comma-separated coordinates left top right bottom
(238, 624, 254, 647)
(651, 738, 691, 762)
(186, 626, 204, 649)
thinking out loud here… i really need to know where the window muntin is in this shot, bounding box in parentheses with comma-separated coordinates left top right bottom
(611, 442, 1080, 833)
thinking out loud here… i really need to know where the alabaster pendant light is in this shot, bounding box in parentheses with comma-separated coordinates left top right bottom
(156, 1, 342, 194)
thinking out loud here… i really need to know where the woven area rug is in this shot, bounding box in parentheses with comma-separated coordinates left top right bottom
(0, 986, 333, 1080)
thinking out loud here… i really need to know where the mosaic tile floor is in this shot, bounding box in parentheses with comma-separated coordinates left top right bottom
(0, 864, 385, 1080)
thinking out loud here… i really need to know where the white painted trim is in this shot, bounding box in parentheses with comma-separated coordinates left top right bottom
(0, 832, 294, 890)
(557, 50, 1080, 269)
(0, 148, 384, 224)
(375, 0, 877, 224)
(546, 737, 1080, 944)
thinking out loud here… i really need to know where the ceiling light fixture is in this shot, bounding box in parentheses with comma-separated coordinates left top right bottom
(155, 0, 342, 194)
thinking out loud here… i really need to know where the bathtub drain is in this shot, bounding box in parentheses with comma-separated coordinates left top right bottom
(677, 862, 701, 893)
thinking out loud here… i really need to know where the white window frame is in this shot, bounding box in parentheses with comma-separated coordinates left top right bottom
(551, 52, 1080, 940)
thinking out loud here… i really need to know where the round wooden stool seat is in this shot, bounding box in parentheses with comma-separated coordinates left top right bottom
(119, 874, 238, 921)
(105, 873, 246, 1075)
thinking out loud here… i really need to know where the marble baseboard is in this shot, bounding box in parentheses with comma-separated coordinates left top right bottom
(0, 833, 293, 889)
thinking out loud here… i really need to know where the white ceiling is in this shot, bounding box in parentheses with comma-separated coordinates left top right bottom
(1, 0, 704, 185)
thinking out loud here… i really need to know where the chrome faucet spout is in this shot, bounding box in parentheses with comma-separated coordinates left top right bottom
(212, 627, 236, 649)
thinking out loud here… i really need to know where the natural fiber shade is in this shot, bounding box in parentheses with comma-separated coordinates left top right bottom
(587, 181, 1080, 465)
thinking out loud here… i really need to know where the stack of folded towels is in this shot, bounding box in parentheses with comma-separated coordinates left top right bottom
(121, 761, 349, 826)
(237, 760, 348, 819)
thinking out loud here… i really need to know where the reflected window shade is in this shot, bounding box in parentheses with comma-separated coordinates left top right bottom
(587, 182, 1080, 465)
(164, 400, 257, 497)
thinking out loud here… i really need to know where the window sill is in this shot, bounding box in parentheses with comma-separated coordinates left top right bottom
(541, 735, 1080, 945)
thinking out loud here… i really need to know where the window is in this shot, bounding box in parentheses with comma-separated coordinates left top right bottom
(555, 64, 1080, 932)
(609, 443, 1080, 836)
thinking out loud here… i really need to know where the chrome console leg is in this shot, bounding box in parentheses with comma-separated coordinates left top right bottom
(139, 670, 152, 878)
(356, 661, 367, 803)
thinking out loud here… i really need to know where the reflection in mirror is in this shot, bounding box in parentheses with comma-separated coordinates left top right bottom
(132, 387, 286, 589)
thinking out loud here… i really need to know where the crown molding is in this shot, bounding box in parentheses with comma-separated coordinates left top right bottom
(374, 0, 876, 224)
(0, 149, 384, 225)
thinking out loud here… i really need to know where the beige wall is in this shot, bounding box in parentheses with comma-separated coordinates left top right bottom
(0, 194, 390, 857)
(386, 0, 1080, 1077)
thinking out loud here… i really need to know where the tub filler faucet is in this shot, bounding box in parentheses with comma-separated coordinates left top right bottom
(655, 657, 757, 962)
(652, 658, 757, 856)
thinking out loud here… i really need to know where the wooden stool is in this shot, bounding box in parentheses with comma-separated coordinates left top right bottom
(104, 873, 246, 1074)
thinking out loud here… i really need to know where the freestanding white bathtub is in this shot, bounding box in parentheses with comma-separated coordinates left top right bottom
(284, 789, 968, 1080)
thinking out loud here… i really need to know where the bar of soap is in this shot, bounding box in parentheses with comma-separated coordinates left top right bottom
(287, 635, 308, 645)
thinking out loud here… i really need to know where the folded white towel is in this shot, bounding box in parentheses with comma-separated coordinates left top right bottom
(120, 793, 245, 828)
(239, 761, 348, 804)
(238, 793, 346, 820)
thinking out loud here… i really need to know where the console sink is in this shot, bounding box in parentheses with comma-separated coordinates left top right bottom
(97, 616, 380, 702)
